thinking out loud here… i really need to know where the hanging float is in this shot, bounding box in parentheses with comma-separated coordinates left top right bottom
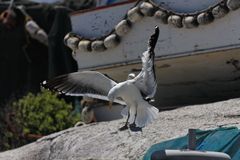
(64, 0, 240, 53)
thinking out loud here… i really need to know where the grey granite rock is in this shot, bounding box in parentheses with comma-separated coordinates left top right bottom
(0, 98, 240, 160)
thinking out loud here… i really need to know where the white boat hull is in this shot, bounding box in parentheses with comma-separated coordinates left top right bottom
(69, 0, 240, 107)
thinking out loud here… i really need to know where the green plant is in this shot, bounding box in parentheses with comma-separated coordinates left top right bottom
(0, 98, 27, 151)
(13, 89, 80, 136)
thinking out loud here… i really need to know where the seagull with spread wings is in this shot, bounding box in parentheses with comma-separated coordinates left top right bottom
(42, 26, 160, 131)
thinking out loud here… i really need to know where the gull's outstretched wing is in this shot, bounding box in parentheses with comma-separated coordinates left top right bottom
(41, 71, 125, 105)
(133, 26, 159, 99)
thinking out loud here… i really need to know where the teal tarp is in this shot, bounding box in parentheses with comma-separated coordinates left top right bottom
(143, 127, 240, 160)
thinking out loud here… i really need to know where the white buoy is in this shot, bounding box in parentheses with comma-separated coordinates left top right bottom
(91, 40, 106, 52)
(168, 15, 183, 28)
(66, 36, 79, 51)
(127, 6, 144, 23)
(104, 34, 120, 49)
(182, 16, 199, 28)
(227, 0, 240, 10)
(154, 10, 169, 24)
(78, 40, 91, 52)
(115, 19, 131, 36)
(139, 2, 155, 16)
(212, 4, 229, 19)
(197, 12, 214, 25)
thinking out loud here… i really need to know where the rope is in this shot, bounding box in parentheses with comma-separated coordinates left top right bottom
(64, 0, 239, 53)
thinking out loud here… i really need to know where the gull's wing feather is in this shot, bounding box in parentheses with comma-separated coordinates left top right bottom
(133, 26, 159, 99)
(41, 71, 126, 105)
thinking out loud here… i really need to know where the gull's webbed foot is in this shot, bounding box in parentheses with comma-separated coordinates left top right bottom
(118, 124, 129, 131)
(129, 123, 142, 132)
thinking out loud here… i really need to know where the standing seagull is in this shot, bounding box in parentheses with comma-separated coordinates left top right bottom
(42, 26, 160, 130)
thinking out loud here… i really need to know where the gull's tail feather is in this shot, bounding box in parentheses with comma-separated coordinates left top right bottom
(121, 106, 129, 118)
(135, 102, 159, 128)
(128, 105, 137, 125)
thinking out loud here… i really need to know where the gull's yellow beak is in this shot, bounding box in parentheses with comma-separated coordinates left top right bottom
(108, 101, 113, 110)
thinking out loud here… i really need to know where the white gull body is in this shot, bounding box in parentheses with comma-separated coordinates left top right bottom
(108, 80, 159, 127)
(42, 26, 160, 129)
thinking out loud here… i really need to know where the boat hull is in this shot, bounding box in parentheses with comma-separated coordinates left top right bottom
(69, 0, 240, 107)
(97, 48, 240, 107)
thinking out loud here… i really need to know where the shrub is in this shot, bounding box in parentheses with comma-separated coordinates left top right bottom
(13, 90, 80, 136)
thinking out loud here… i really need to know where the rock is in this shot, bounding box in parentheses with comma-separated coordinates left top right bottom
(0, 98, 240, 160)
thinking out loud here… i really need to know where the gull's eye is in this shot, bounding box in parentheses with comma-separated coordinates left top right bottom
(118, 97, 123, 101)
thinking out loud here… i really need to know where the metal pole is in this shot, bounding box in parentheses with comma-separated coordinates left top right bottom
(188, 129, 196, 150)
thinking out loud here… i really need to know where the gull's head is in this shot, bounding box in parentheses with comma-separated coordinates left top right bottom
(127, 73, 136, 80)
